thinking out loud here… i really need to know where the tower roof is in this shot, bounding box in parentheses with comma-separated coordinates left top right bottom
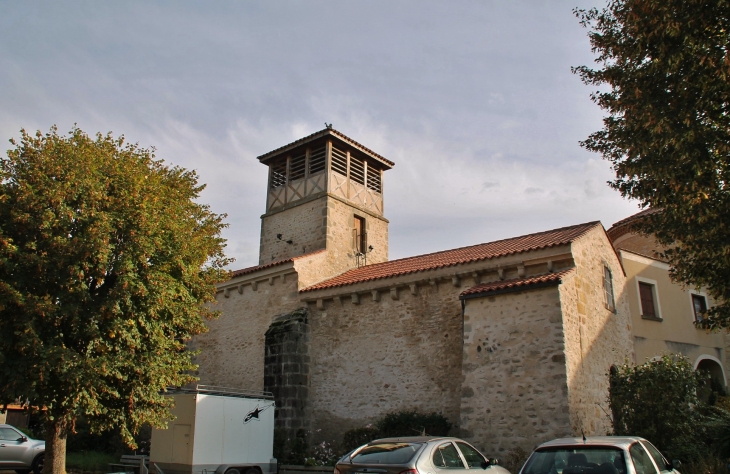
(257, 127, 394, 169)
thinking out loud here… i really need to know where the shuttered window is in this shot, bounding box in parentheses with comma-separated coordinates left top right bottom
(604, 266, 615, 312)
(289, 153, 306, 181)
(639, 282, 657, 318)
(309, 146, 326, 174)
(270, 159, 287, 188)
(350, 156, 365, 185)
(367, 167, 382, 193)
(331, 147, 347, 176)
(692, 294, 707, 321)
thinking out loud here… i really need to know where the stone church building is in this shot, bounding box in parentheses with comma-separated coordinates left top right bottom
(192, 128, 635, 455)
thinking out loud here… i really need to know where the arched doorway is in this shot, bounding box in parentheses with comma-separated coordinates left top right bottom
(694, 356, 727, 403)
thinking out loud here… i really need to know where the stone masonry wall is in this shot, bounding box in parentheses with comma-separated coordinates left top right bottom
(325, 196, 388, 270)
(259, 197, 329, 265)
(193, 270, 302, 391)
(460, 285, 572, 456)
(265, 308, 311, 435)
(561, 226, 634, 437)
(304, 279, 465, 444)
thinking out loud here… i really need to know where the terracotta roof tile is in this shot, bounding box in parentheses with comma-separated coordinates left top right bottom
(301, 222, 599, 293)
(607, 208, 660, 241)
(256, 128, 394, 168)
(229, 250, 326, 279)
(459, 269, 574, 299)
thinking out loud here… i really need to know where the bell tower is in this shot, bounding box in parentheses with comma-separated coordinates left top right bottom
(256, 128, 394, 269)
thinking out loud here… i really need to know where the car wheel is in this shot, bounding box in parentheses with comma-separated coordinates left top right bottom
(31, 454, 44, 474)
(225, 470, 241, 474)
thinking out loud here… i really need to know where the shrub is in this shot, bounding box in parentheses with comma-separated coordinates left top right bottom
(341, 426, 380, 453)
(376, 410, 451, 438)
(609, 354, 707, 461)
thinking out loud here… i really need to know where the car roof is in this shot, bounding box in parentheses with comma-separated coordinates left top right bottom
(537, 436, 646, 450)
(370, 436, 454, 444)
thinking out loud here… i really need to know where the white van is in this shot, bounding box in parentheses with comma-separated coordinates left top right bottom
(151, 385, 277, 474)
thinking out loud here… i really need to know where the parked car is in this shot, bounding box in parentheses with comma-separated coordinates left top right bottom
(519, 437, 680, 474)
(0, 423, 44, 474)
(335, 436, 511, 474)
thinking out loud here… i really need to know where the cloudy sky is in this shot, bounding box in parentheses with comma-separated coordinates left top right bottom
(0, 1, 639, 269)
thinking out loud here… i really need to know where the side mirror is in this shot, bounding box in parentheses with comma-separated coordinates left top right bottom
(490, 459, 500, 466)
(18, 436, 27, 443)
(670, 460, 681, 471)
(481, 461, 490, 470)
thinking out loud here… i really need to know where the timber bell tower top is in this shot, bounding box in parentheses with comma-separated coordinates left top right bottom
(258, 128, 394, 217)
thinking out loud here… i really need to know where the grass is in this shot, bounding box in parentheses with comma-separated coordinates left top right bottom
(65, 451, 117, 472)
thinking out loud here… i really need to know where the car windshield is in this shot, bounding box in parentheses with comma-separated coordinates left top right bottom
(522, 447, 627, 474)
(351, 442, 423, 464)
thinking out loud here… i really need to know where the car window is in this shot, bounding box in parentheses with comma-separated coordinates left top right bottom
(640, 442, 669, 473)
(456, 442, 486, 469)
(630, 443, 659, 474)
(351, 443, 423, 464)
(0, 427, 21, 441)
(522, 447, 626, 474)
(433, 443, 466, 469)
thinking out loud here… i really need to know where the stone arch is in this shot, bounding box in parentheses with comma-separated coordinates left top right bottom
(694, 355, 727, 387)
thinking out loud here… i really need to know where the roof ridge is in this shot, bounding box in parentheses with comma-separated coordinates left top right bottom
(229, 249, 326, 278)
(340, 220, 601, 271)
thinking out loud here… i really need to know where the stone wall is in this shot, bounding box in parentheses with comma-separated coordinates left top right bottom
(265, 308, 311, 435)
(193, 267, 302, 391)
(561, 226, 634, 437)
(324, 196, 388, 270)
(460, 284, 572, 456)
(260, 196, 329, 265)
(304, 277, 467, 444)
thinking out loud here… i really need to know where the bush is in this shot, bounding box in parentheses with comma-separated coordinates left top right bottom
(341, 426, 380, 452)
(609, 354, 707, 461)
(376, 410, 452, 438)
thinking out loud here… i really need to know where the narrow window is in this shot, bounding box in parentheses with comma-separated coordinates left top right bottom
(309, 146, 326, 175)
(367, 166, 382, 193)
(289, 152, 306, 181)
(692, 294, 708, 322)
(270, 159, 287, 188)
(331, 146, 348, 176)
(639, 282, 658, 319)
(353, 216, 366, 254)
(604, 266, 615, 312)
(349, 155, 366, 185)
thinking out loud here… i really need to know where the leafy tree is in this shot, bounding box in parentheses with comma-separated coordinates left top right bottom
(609, 355, 706, 461)
(0, 126, 230, 473)
(574, 1, 730, 329)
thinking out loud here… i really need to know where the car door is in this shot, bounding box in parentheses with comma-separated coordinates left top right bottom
(455, 441, 490, 474)
(432, 442, 467, 471)
(629, 442, 659, 474)
(0, 427, 28, 467)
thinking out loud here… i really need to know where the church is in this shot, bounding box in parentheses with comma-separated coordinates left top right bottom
(191, 128, 635, 456)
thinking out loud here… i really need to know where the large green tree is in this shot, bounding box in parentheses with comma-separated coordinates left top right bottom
(0, 127, 230, 473)
(574, 0, 730, 329)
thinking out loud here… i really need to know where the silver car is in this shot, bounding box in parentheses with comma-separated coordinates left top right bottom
(335, 436, 511, 474)
(519, 437, 680, 474)
(0, 424, 44, 474)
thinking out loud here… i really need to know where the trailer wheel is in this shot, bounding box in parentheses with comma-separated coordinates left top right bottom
(225, 469, 241, 474)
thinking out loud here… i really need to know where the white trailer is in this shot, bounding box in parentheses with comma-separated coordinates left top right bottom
(150, 385, 277, 474)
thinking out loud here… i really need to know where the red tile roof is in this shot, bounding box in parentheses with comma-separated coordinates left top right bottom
(301, 222, 599, 293)
(459, 269, 574, 299)
(229, 250, 326, 279)
(607, 208, 660, 241)
(256, 128, 395, 168)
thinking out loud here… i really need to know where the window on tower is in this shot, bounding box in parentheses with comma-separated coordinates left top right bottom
(353, 216, 367, 254)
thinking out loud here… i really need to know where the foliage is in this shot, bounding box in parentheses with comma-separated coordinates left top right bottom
(0, 126, 230, 469)
(305, 440, 340, 467)
(676, 455, 729, 474)
(502, 447, 530, 474)
(609, 354, 706, 461)
(274, 427, 309, 465)
(704, 405, 730, 458)
(66, 417, 151, 455)
(573, 0, 730, 329)
(341, 426, 381, 453)
(375, 410, 452, 438)
(65, 450, 117, 471)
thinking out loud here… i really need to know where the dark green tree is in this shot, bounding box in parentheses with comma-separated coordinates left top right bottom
(609, 355, 705, 461)
(0, 126, 230, 473)
(574, 0, 730, 329)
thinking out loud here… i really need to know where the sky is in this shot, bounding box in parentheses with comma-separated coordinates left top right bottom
(0, 1, 640, 269)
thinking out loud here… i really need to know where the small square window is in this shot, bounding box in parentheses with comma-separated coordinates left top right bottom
(638, 282, 659, 319)
(692, 294, 708, 322)
(604, 266, 615, 312)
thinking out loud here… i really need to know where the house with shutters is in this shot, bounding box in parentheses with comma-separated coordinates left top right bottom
(191, 128, 635, 456)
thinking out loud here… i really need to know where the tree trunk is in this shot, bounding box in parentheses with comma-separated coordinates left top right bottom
(44, 419, 67, 474)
